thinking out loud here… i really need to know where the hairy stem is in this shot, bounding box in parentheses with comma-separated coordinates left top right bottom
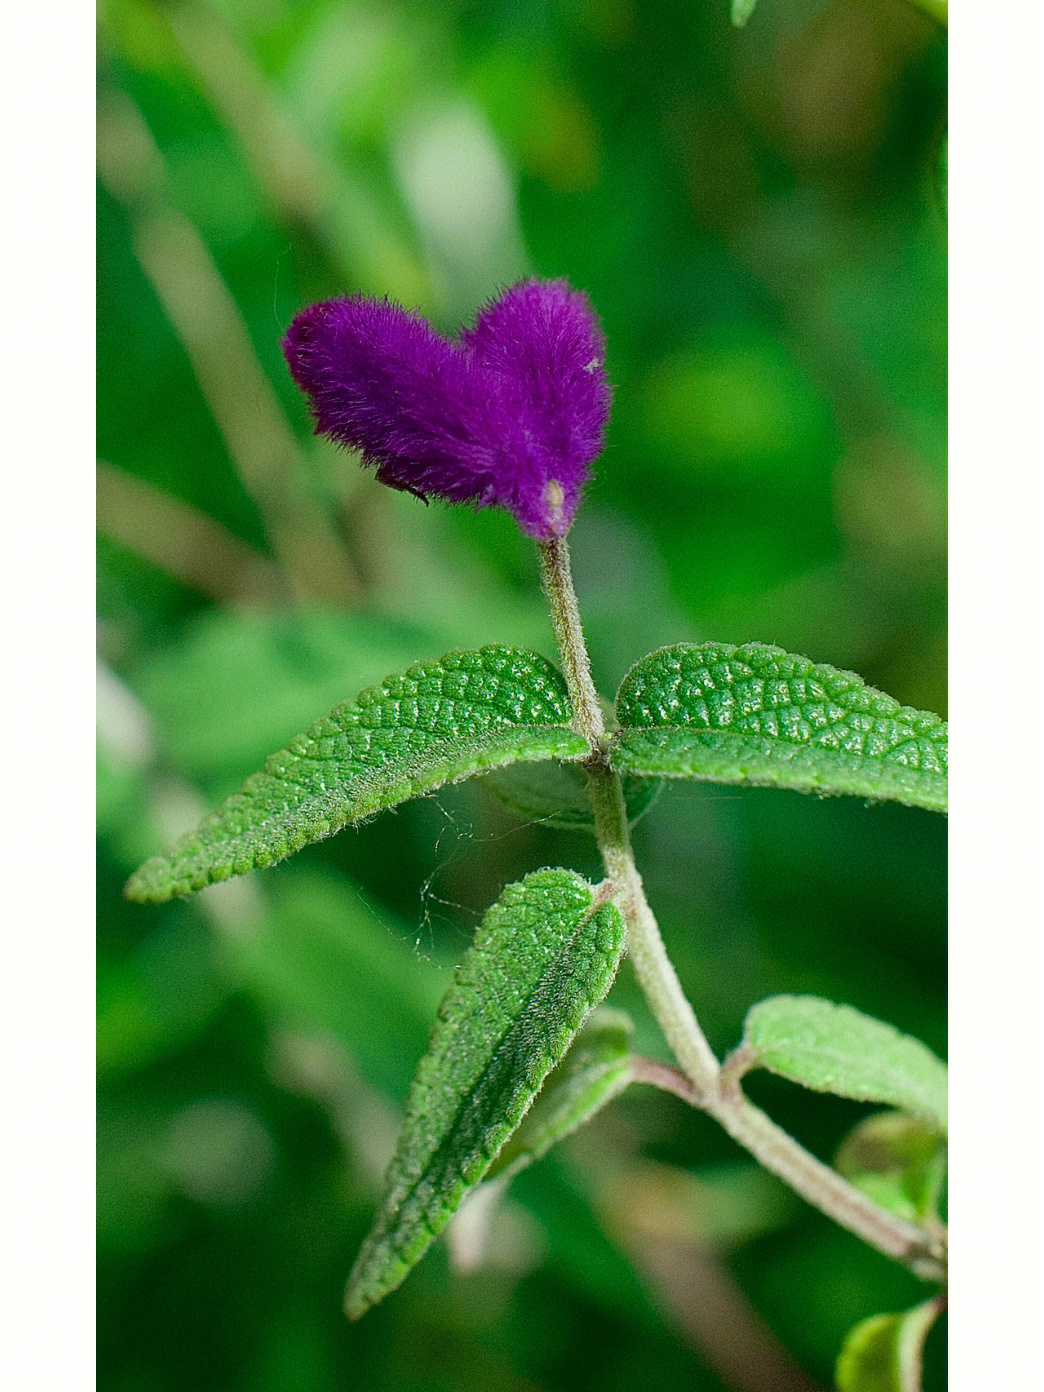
(538, 537, 605, 748)
(537, 534, 945, 1285)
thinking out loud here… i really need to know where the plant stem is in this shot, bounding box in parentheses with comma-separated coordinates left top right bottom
(536, 534, 946, 1285)
(538, 537, 605, 747)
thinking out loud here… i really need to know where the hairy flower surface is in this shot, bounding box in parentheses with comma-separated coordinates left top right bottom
(282, 279, 610, 538)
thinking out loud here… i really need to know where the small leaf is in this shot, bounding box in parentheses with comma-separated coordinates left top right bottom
(835, 1112, 946, 1225)
(836, 1297, 945, 1392)
(731, 0, 759, 26)
(740, 996, 947, 1131)
(612, 642, 946, 812)
(126, 646, 589, 902)
(483, 759, 660, 831)
(344, 869, 626, 1319)
(486, 1009, 634, 1181)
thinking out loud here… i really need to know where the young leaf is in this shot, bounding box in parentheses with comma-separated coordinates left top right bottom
(344, 869, 626, 1319)
(485, 1009, 635, 1181)
(482, 759, 660, 831)
(611, 642, 947, 812)
(836, 1297, 945, 1392)
(835, 1112, 946, 1226)
(739, 996, 947, 1131)
(125, 646, 589, 902)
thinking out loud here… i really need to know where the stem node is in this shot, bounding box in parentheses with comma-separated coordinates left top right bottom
(536, 532, 945, 1286)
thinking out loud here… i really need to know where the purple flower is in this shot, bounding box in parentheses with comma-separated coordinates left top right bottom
(282, 279, 611, 539)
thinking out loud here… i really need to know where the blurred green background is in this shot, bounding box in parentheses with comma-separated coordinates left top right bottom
(97, 1, 946, 1388)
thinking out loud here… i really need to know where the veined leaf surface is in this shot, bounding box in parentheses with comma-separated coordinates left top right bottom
(344, 869, 626, 1319)
(739, 996, 947, 1132)
(486, 1009, 634, 1181)
(611, 642, 946, 812)
(126, 646, 589, 902)
(836, 1298, 945, 1392)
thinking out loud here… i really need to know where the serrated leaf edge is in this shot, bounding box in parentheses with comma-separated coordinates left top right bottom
(610, 641, 947, 813)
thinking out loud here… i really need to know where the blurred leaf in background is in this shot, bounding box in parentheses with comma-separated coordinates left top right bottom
(98, 1, 946, 1388)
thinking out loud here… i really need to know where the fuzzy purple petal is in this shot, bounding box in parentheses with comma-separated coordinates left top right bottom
(282, 297, 505, 504)
(462, 279, 611, 535)
(282, 280, 611, 539)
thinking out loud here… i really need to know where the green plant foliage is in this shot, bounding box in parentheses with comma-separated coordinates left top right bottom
(344, 869, 627, 1319)
(97, 0, 947, 1380)
(486, 1009, 635, 1181)
(612, 643, 947, 812)
(836, 1297, 944, 1392)
(125, 646, 589, 901)
(132, 609, 457, 794)
(835, 1112, 946, 1226)
(740, 996, 947, 1131)
(483, 758, 661, 830)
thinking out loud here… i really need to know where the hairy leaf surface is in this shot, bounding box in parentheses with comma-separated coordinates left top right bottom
(486, 1009, 634, 1181)
(740, 996, 947, 1131)
(126, 646, 588, 901)
(836, 1298, 944, 1392)
(133, 609, 451, 794)
(344, 869, 626, 1319)
(611, 642, 946, 812)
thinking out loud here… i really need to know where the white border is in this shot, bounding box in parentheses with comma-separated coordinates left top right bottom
(3, 1, 1041, 1386)
(949, 1, 1043, 1386)
(2, 2, 96, 1386)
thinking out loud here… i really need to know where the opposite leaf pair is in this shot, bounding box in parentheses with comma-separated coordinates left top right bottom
(125, 639, 947, 903)
(125, 635, 947, 1337)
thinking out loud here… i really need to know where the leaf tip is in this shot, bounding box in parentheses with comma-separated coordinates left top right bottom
(342, 1284, 369, 1322)
(123, 860, 169, 903)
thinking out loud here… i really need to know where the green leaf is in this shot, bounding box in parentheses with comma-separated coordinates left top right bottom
(612, 642, 946, 812)
(739, 996, 947, 1131)
(132, 609, 450, 795)
(483, 759, 661, 831)
(486, 1009, 634, 1181)
(835, 1112, 946, 1226)
(731, 0, 758, 26)
(836, 1297, 945, 1392)
(344, 869, 626, 1319)
(125, 646, 589, 902)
